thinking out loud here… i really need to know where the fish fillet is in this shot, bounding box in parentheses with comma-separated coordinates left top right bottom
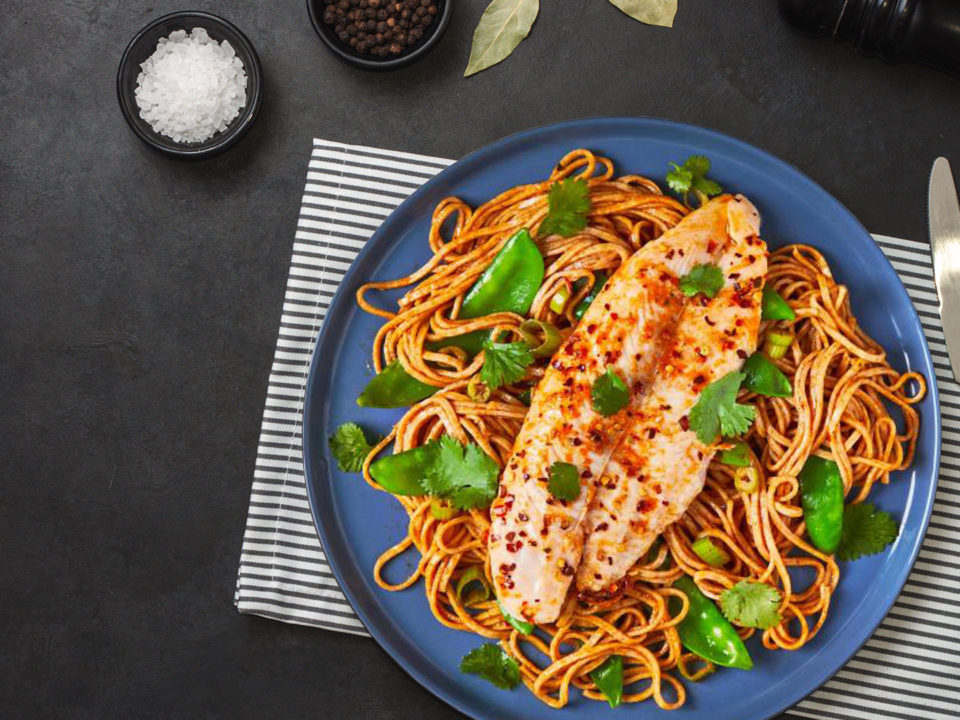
(576, 202, 765, 592)
(489, 195, 764, 623)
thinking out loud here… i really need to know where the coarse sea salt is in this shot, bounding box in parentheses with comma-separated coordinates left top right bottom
(135, 27, 247, 144)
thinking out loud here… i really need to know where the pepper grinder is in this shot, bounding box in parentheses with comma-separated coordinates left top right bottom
(778, 0, 960, 77)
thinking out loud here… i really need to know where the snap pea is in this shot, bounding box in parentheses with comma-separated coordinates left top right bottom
(357, 359, 438, 408)
(589, 655, 623, 708)
(358, 229, 544, 407)
(368, 443, 437, 495)
(461, 229, 545, 318)
(718, 441, 750, 467)
(742, 352, 792, 398)
(799, 456, 844, 553)
(497, 601, 534, 635)
(761, 286, 796, 321)
(672, 576, 753, 670)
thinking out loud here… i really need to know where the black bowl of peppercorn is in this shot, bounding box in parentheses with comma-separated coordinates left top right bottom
(308, 0, 450, 71)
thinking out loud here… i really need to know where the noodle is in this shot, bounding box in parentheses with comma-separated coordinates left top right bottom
(354, 151, 924, 709)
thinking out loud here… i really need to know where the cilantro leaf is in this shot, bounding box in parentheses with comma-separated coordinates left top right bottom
(548, 461, 581, 501)
(679, 263, 725, 298)
(460, 643, 521, 689)
(665, 155, 723, 199)
(481, 340, 534, 390)
(836, 503, 899, 561)
(720, 580, 782, 630)
(329, 422, 375, 472)
(685, 155, 711, 177)
(591, 367, 630, 417)
(539, 178, 591, 237)
(689, 371, 756, 444)
(666, 163, 694, 194)
(422, 436, 500, 510)
(692, 175, 722, 197)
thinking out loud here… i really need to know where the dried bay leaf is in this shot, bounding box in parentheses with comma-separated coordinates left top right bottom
(608, 0, 677, 28)
(464, 0, 540, 77)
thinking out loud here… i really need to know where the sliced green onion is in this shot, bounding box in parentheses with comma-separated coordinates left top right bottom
(430, 498, 457, 520)
(497, 600, 534, 635)
(549, 282, 571, 314)
(763, 330, 795, 360)
(718, 442, 750, 467)
(677, 653, 717, 682)
(517, 388, 532, 406)
(573, 272, 608, 321)
(456, 566, 491, 607)
(734, 466, 760, 494)
(691, 537, 730, 568)
(519, 319, 563, 358)
(467, 375, 491, 402)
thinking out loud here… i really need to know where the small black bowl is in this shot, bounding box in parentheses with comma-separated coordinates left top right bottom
(307, 0, 451, 72)
(117, 11, 263, 160)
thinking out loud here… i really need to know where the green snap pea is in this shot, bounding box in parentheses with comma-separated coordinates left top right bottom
(358, 229, 544, 407)
(497, 601, 534, 635)
(742, 352, 792, 398)
(461, 228, 545, 318)
(356, 359, 438, 408)
(672, 576, 753, 670)
(718, 441, 750, 467)
(761, 286, 796, 321)
(589, 655, 623, 708)
(368, 442, 437, 496)
(799, 456, 844, 553)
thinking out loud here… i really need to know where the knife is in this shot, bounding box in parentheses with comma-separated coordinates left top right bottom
(929, 157, 960, 384)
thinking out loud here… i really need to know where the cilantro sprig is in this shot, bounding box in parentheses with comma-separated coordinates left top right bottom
(329, 422, 376, 472)
(836, 503, 899, 561)
(548, 461, 581, 501)
(720, 580, 783, 630)
(666, 155, 723, 206)
(422, 435, 501, 510)
(481, 339, 535, 390)
(539, 178, 591, 237)
(688, 371, 756, 445)
(460, 643, 521, 689)
(591, 367, 630, 417)
(679, 263, 724, 299)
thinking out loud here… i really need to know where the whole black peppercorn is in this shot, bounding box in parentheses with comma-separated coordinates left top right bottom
(327, 0, 439, 58)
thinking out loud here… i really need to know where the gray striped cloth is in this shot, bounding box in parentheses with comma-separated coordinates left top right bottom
(236, 139, 960, 719)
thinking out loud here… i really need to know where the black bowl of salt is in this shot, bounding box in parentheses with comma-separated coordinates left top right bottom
(117, 11, 263, 160)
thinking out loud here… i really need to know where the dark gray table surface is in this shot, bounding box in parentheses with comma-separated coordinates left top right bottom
(2, 1, 956, 718)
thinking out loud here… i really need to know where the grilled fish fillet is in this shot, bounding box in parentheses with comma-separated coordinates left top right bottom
(488, 194, 764, 624)
(576, 203, 765, 592)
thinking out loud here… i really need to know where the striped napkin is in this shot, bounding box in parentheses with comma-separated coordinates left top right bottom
(236, 139, 960, 719)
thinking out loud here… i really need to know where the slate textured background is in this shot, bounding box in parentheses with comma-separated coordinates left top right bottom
(2, 1, 957, 718)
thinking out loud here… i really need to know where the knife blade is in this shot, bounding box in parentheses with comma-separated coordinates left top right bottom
(929, 157, 960, 383)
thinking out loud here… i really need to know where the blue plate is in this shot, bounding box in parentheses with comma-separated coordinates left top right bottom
(303, 119, 940, 720)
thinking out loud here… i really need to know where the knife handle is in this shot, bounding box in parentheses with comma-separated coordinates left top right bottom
(779, 0, 960, 77)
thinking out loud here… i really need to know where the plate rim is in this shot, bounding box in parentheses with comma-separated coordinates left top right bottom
(302, 117, 942, 720)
